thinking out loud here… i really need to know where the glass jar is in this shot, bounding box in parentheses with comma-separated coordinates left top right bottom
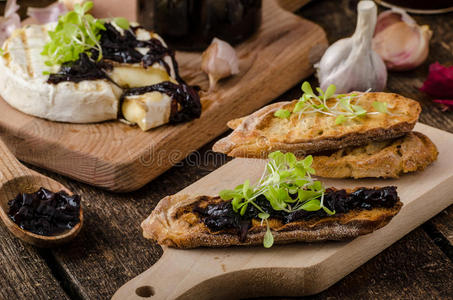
(375, 0, 453, 14)
(139, 0, 262, 51)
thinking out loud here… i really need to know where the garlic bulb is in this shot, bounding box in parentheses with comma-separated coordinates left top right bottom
(201, 38, 240, 92)
(316, 1, 387, 93)
(372, 8, 432, 71)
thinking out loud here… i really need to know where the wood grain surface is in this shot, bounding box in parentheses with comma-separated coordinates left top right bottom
(0, 0, 452, 299)
(0, 0, 327, 192)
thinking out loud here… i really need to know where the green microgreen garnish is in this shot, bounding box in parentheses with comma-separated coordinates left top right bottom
(41, 1, 106, 67)
(274, 109, 291, 119)
(372, 101, 388, 114)
(275, 82, 390, 124)
(113, 17, 130, 30)
(0, 48, 4, 57)
(219, 151, 335, 248)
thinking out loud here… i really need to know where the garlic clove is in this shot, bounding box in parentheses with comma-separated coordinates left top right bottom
(0, 0, 20, 46)
(201, 38, 239, 92)
(374, 8, 416, 35)
(316, 1, 387, 93)
(27, 2, 68, 24)
(373, 9, 432, 71)
(59, 0, 86, 11)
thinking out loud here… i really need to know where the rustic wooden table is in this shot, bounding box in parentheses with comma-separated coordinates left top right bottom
(1, 0, 453, 299)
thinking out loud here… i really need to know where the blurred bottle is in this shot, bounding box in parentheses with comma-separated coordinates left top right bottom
(375, 0, 453, 14)
(140, 0, 262, 51)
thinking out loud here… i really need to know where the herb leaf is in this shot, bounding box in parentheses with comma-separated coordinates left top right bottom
(263, 225, 274, 248)
(352, 105, 367, 117)
(219, 150, 337, 248)
(282, 82, 390, 126)
(41, 1, 106, 67)
(258, 212, 270, 220)
(301, 199, 322, 211)
(293, 99, 306, 113)
(324, 84, 336, 100)
(335, 114, 346, 125)
(372, 101, 388, 114)
(302, 81, 315, 96)
(274, 109, 291, 119)
(113, 17, 130, 30)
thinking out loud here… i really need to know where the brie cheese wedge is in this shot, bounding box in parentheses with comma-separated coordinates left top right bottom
(0, 25, 122, 123)
(122, 91, 172, 131)
(107, 26, 179, 130)
(0, 22, 197, 131)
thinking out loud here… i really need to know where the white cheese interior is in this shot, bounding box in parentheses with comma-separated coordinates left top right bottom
(108, 65, 175, 88)
(122, 92, 172, 131)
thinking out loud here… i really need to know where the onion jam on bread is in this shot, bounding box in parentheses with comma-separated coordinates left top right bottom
(142, 151, 403, 248)
(142, 188, 402, 249)
(214, 92, 421, 158)
(311, 131, 438, 179)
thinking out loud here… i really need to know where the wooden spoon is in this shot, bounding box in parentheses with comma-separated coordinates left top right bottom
(0, 138, 83, 247)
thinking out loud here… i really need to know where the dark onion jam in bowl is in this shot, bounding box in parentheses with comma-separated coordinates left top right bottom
(0, 177, 83, 247)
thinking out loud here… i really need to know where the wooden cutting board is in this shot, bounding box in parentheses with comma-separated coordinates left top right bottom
(113, 123, 453, 300)
(0, 0, 326, 192)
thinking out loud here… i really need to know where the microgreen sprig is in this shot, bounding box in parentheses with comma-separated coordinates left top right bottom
(275, 82, 390, 125)
(41, 1, 108, 67)
(219, 151, 335, 248)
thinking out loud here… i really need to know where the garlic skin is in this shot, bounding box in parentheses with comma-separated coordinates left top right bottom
(201, 38, 240, 92)
(316, 1, 387, 93)
(27, 2, 68, 24)
(372, 9, 432, 71)
(59, 0, 86, 11)
(0, 0, 20, 46)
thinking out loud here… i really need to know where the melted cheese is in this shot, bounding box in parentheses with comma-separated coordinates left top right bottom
(108, 65, 176, 88)
(122, 92, 172, 131)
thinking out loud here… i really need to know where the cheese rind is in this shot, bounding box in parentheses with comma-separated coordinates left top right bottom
(0, 23, 182, 129)
(0, 25, 122, 123)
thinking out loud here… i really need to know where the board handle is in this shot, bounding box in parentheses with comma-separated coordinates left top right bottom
(112, 249, 216, 300)
(0, 138, 31, 186)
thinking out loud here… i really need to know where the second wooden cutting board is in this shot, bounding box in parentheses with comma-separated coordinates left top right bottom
(0, 0, 326, 192)
(113, 123, 453, 299)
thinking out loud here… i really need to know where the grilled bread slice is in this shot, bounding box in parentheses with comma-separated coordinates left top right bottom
(142, 187, 403, 249)
(213, 92, 421, 158)
(311, 132, 438, 179)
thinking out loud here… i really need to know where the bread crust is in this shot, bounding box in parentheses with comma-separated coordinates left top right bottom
(214, 93, 421, 158)
(311, 132, 438, 178)
(142, 192, 403, 249)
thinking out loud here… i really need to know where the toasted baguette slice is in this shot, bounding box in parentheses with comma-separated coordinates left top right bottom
(214, 92, 421, 158)
(142, 188, 403, 249)
(311, 132, 438, 179)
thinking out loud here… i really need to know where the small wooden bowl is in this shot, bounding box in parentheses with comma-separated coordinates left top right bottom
(0, 140, 83, 247)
